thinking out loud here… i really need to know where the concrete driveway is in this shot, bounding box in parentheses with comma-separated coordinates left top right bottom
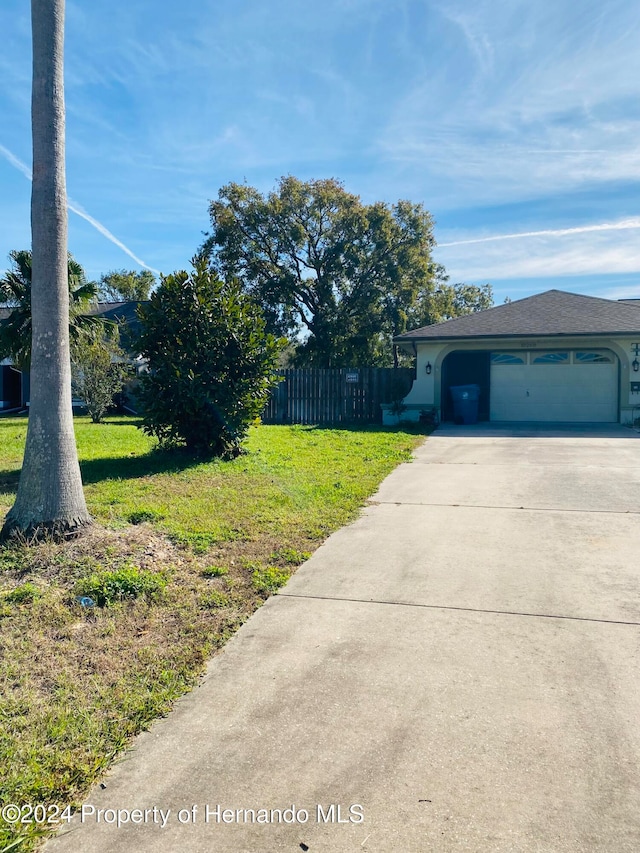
(48, 424, 640, 852)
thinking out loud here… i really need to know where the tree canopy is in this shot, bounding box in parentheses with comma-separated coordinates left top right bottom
(96, 268, 155, 302)
(201, 176, 492, 367)
(406, 271, 493, 330)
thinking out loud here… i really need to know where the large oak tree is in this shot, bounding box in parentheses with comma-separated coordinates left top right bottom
(201, 176, 492, 367)
(1, 0, 91, 540)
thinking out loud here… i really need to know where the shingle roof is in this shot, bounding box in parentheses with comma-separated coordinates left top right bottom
(0, 301, 144, 324)
(88, 300, 145, 332)
(395, 289, 640, 342)
(0, 301, 145, 352)
(87, 300, 144, 319)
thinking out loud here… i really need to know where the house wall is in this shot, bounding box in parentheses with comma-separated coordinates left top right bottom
(0, 362, 21, 409)
(394, 343, 441, 421)
(392, 335, 640, 424)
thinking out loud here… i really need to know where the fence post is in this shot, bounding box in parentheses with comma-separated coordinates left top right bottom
(276, 376, 288, 423)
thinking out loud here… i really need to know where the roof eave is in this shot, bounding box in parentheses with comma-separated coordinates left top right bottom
(393, 330, 640, 344)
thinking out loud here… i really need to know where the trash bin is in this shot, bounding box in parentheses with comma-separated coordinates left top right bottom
(449, 384, 480, 424)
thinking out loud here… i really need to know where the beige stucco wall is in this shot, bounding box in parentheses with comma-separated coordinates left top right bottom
(392, 336, 640, 424)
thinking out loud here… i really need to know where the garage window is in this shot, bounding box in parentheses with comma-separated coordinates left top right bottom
(574, 351, 614, 364)
(532, 352, 569, 364)
(491, 352, 526, 364)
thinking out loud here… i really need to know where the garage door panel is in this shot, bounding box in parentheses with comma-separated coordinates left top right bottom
(490, 359, 617, 423)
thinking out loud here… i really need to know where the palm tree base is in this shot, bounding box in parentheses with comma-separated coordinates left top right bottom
(0, 514, 92, 544)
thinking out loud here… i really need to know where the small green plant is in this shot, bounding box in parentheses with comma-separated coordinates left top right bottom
(270, 547, 311, 566)
(251, 566, 291, 595)
(127, 509, 164, 525)
(0, 548, 25, 573)
(201, 565, 229, 578)
(388, 398, 406, 417)
(71, 332, 130, 424)
(170, 532, 222, 554)
(4, 581, 41, 604)
(75, 566, 167, 607)
(199, 590, 230, 609)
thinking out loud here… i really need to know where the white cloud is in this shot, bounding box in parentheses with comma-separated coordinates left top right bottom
(3, 0, 640, 285)
(376, 0, 640, 206)
(598, 285, 640, 300)
(437, 5, 495, 76)
(435, 224, 640, 282)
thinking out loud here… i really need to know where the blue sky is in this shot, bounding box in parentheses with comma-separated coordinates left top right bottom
(1, 0, 640, 304)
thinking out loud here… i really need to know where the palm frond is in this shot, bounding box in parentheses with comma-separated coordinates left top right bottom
(71, 279, 99, 305)
(0, 249, 106, 369)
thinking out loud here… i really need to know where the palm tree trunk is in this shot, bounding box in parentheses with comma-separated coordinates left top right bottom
(1, 0, 91, 540)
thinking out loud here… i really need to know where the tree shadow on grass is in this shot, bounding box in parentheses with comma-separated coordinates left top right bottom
(0, 423, 429, 497)
(96, 417, 144, 427)
(79, 448, 209, 485)
(0, 470, 20, 494)
(0, 447, 209, 495)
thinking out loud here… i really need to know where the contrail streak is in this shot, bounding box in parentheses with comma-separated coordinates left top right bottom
(66, 199, 160, 273)
(439, 218, 640, 247)
(0, 144, 32, 180)
(0, 143, 159, 274)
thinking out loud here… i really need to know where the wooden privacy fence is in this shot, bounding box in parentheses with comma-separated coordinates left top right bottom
(262, 367, 415, 425)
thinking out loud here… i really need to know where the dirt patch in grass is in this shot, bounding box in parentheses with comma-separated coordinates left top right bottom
(0, 526, 329, 852)
(0, 525, 274, 852)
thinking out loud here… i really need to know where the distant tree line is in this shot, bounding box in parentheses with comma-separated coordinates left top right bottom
(96, 269, 155, 302)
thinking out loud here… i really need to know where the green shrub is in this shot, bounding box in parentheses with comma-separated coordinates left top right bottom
(71, 333, 130, 424)
(135, 258, 283, 457)
(75, 566, 167, 607)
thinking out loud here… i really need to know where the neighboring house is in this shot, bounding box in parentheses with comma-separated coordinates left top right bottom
(0, 301, 144, 410)
(0, 359, 22, 410)
(388, 289, 640, 426)
(0, 304, 27, 409)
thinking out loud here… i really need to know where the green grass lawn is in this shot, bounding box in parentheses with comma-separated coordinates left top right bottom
(0, 415, 425, 852)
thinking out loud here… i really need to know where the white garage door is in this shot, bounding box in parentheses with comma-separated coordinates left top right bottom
(490, 350, 618, 423)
